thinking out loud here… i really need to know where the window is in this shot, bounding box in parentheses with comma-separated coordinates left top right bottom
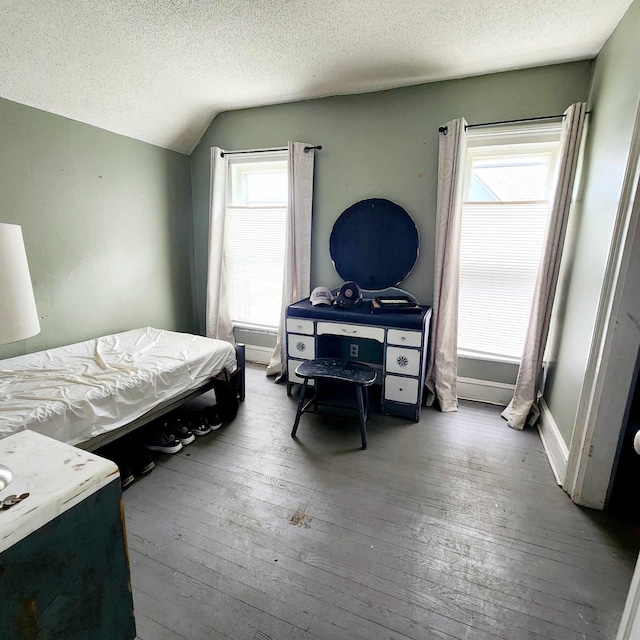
(458, 124, 562, 361)
(224, 152, 288, 330)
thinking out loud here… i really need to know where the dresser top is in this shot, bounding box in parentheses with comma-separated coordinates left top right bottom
(288, 298, 430, 330)
(0, 431, 118, 552)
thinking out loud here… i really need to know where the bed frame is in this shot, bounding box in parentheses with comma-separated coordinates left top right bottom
(78, 344, 246, 452)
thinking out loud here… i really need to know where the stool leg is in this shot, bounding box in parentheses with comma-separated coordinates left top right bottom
(364, 385, 371, 419)
(291, 379, 309, 438)
(356, 384, 368, 450)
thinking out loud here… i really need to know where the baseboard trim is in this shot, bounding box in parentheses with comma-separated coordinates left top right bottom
(538, 398, 569, 486)
(457, 377, 514, 406)
(245, 344, 272, 365)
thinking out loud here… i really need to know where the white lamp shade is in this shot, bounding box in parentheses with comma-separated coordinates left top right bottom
(0, 223, 41, 345)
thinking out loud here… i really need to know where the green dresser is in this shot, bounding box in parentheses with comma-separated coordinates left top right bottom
(0, 431, 136, 640)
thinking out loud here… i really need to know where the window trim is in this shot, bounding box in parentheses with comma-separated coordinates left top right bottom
(457, 122, 563, 361)
(457, 349, 522, 365)
(224, 150, 288, 330)
(463, 143, 560, 203)
(231, 321, 278, 334)
(227, 151, 288, 208)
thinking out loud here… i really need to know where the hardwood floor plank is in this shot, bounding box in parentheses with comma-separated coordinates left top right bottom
(167, 436, 634, 571)
(133, 612, 190, 640)
(211, 414, 634, 553)
(136, 460, 624, 632)
(128, 496, 552, 640)
(131, 549, 320, 640)
(123, 364, 638, 640)
(127, 508, 464, 640)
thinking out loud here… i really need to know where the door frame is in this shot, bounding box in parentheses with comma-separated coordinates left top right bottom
(565, 94, 640, 508)
(617, 551, 640, 640)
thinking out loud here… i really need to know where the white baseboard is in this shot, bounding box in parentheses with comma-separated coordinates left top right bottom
(245, 344, 272, 365)
(537, 398, 569, 486)
(457, 377, 514, 406)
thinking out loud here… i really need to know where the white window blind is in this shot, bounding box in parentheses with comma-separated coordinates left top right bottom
(224, 153, 288, 330)
(459, 202, 549, 359)
(458, 125, 561, 360)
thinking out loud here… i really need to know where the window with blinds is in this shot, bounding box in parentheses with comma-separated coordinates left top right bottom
(458, 124, 562, 360)
(224, 152, 288, 330)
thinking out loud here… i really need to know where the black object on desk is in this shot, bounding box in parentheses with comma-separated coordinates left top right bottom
(371, 296, 422, 314)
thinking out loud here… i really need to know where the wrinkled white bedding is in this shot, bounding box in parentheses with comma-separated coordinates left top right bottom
(0, 327, 237, 446)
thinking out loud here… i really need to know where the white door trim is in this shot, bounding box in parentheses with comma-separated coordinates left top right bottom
(617, 551, 640, 640)
(565, 94, 640, 508)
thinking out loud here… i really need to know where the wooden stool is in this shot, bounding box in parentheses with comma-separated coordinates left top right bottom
(291, 358, 376, 450)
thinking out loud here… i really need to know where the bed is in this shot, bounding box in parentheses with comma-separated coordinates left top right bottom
(0, 327, 242, 451)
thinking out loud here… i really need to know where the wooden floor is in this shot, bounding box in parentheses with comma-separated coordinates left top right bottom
(124, 364, 640, 640)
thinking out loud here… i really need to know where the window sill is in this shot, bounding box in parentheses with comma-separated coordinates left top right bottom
(457, 350, 521, 366)
(232, 323, 278, 334)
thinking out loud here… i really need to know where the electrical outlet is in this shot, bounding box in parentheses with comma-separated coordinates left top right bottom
(349, 344, 359, 358)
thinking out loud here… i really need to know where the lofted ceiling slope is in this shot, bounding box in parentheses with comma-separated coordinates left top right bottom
(0, 0, 633, 154)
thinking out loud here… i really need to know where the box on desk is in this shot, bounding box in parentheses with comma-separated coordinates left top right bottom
(370, 297, 422, 314)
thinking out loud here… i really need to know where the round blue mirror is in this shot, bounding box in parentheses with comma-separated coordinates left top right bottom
(330, 198, 419, 290)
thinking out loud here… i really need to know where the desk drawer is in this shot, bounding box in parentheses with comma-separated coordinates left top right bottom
(288, 334, 315, 359)
(384, 375, 419, 404)
(387, 329, 422, 348)
(386, 346, 420, 376)
(286, 318, 314, 335)
(317, 322, 384, 343)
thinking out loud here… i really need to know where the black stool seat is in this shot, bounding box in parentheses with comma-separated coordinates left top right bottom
(291, 358, 376, 449)
(295, 358, 377, 386)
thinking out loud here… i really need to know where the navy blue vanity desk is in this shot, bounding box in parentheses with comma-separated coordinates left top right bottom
(289, 197, 432, 421)
(286, 298, 432, 422)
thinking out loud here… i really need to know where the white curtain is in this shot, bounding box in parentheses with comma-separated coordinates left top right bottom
(425, 118, 468, 412)
(267, 142, 316, 377)
(503, 102, 587, 429)
(205, 147, 235, 344)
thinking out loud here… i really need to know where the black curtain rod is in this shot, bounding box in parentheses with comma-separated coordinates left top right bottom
(466, 113, 568, 130)
(220, 145, 322, 157)
(438, 111, 591, 134)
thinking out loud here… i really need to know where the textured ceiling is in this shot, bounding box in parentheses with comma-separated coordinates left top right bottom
(0, 0, 632, 154)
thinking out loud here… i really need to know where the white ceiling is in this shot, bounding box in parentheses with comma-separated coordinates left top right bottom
(0, 0, 633, 154)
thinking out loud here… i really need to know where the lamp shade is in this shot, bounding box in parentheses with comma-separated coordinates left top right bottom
(0, 223, 40, 345)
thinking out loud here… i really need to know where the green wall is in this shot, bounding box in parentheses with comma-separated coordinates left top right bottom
(544, 0, 640, 445)
(191, 62, 592, 380)
(0, 97, 194, 360)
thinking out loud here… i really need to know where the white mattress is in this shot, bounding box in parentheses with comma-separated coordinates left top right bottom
(0, 327, 237, 446)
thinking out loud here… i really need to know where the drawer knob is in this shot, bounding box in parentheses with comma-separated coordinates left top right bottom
(396, 355, 409, 368)
(296, 341, 306, 352)
(399, 387, 403, 392)
(401, 336, 406, 342)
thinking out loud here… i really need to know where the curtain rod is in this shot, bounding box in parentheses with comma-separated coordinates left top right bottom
(220, 145, 322, 157)
(438, 111, 591, 134)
